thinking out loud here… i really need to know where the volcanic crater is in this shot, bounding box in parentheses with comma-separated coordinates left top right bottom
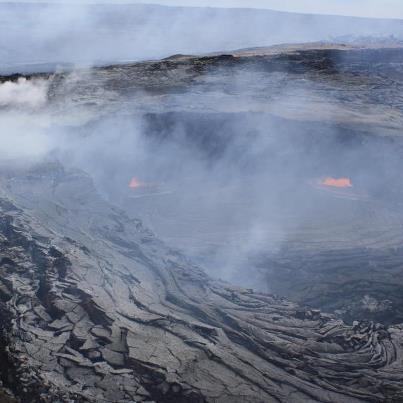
(0, 44, 403, 402)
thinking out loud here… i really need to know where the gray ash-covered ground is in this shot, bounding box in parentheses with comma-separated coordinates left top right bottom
(1, 44, 403, 402)
(47, 44, 403, 324)
(1, 162, 403, 403)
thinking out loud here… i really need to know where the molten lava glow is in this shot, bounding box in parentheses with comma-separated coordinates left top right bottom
(129, 177, 143, 189)
(321, 177, 353, 188)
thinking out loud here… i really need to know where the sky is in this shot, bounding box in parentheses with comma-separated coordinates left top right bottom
(2, 0, 401, 19)
(136, 1, 403, 19)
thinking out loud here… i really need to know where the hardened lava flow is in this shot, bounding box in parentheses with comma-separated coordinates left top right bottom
(0, 44, 403, 402)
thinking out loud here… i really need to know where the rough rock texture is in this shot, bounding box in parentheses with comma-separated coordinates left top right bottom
(12, 44, 403, 135)
(45, 44, 403, 135)
(1, 45, 403, 402)
(0, 163, 403, 402)
(256, 245, 403, 326)
(41, 43, 403, 326)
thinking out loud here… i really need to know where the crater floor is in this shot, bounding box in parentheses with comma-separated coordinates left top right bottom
(1, 44, 403, 402)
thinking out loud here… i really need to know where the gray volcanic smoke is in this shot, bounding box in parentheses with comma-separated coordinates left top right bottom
(2, 46, 403, 300)
(1, 2, 403, 72)
(1, 3, 403, 403)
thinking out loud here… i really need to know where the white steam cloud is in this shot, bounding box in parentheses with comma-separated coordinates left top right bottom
(0, 3, 402, 291)
(0, 2, 402, 73)
(0, 78, 48, 108)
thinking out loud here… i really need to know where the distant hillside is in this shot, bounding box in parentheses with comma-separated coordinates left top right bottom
(1, 2, 403, 72)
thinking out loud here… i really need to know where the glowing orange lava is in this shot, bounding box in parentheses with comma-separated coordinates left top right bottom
(129, 177, 143, 189)
(321, 177, 353, 188)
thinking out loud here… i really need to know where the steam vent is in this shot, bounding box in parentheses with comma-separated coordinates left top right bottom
(1, 2, 403, 403)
